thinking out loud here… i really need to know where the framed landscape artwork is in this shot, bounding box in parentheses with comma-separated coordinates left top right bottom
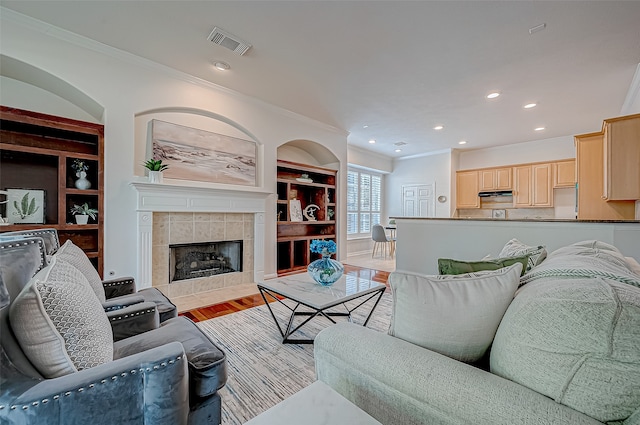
(6, 188, 45, 224)
(150, 119, 257, 186)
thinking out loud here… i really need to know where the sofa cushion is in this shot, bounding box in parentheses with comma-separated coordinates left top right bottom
(438, 255, 529, 276)
(491, 277, 640, 423)
(388, 262, 522, 363)
(9, 256, 113, 378)
(55, 239, 106, 303)
(113, 317, 226, 398)
(498, 238, 547, 273)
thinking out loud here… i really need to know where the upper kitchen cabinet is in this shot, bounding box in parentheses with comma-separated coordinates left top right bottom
(456, 170, 479, 208)
(479, 167, 512, 191)
(602, 113, 640, 201)
(575, 132, 634, 220)
(513, 163, 552, 208)
(553, 159, 576, 188)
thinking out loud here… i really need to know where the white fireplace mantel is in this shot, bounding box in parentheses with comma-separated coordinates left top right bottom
(130, 181, 272, 288)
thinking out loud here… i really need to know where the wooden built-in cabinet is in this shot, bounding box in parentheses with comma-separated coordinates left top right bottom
(513, 164, 552, 207)
(456, 170, 480, 209)
(458, 160, 563, 210)
(276, 160, 337, 275)
(479, 167, 512, 191)
(602, 114, 640, 201)
(575, 132, 635, 220)
(553, 159, 576, 188)
(0, 107, 104, 275)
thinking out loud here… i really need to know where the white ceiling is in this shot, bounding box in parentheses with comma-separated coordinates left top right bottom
(2, 1, 640, 158)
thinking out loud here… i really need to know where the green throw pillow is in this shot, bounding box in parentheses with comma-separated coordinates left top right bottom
(438, 255, 529, 276)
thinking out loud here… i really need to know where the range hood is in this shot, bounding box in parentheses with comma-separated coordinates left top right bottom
(478, 190, 513, 197)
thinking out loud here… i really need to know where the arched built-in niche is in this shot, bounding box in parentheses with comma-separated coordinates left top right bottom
(0, 55, 104, 122)
(277, 139, 339, 169)
(134, 107, 263, 187)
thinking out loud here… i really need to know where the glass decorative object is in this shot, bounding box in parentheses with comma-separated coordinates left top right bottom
(308, 239, 343, 286)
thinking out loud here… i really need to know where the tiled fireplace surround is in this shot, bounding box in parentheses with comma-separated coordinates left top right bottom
(131, 182, 268, 298)
(152, 212, 255, 298)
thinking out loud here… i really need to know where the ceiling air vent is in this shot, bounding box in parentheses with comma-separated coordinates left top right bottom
(394, 141, 407, 146)
(207, 27, 252, 56)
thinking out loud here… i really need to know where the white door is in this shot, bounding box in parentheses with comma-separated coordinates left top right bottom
(402, 184, 435, 217)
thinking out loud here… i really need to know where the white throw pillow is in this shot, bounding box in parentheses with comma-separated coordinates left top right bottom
(55, 239, 106, 303)
(388, 263, 522, 363)
(499, 238, 547, 273)
(9, 256, 113, 378)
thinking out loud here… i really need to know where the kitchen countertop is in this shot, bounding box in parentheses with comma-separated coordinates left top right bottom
(389, 217, 640, 224)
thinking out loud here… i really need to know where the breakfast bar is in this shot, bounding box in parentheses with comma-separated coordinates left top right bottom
(393, 217, 640, 275)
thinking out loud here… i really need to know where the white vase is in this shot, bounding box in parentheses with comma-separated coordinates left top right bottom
(75, 214, 89, 225)
(75, 171, 92, 190)
(148, 170, 163, 184)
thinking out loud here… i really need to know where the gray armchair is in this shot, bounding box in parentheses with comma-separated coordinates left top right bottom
(0, 237, 227, 425)
(0, 228, 177, 323)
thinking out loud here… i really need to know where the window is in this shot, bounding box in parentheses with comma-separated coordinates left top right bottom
(347, 168, 382, 237)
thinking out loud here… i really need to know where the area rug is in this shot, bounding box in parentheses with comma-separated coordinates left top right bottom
(197, 291, 393, 424)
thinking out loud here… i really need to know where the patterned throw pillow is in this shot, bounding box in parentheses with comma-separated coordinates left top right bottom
(388, 263, 522, 363)
(438, 255, 529, 276)
(55, 239, 106, 303)
(9, 257, 113, 378)
(498, 238, 547, 273)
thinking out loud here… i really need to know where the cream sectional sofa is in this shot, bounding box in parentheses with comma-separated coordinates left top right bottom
(314, 241, 640, 425)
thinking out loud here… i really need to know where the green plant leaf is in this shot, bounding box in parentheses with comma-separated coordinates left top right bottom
(21, 193, 28, 216)
(27, 197, 36, 215)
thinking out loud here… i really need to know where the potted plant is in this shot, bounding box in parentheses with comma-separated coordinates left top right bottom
(143, 159, 169, 183)
(70, 203, 98, 225)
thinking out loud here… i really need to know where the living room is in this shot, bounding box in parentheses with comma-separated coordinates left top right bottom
(1, 2, 640, 425)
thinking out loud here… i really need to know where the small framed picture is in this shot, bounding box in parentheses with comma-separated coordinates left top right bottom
(6, 188, 46, 224)
(289, 199, 303, 222)
(492, 209, 506, 219)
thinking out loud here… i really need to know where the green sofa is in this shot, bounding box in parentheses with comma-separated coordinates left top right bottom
(315, 241, 640, 425)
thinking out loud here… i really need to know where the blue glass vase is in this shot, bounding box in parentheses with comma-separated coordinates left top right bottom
(307, 254, 344, 286)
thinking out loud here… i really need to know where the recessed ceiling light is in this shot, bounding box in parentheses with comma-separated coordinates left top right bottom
(524, 103, 537, 109)
(458, 141, 467, 145)
(486, 92, 500, 99)
(395, 149, 402, 153)
(363, 125, 369, 129)
(214, 61, 230, 71)
(368, 139, 376, 144)
(433, 125, 444, 130)
(535, 127, 545, 131)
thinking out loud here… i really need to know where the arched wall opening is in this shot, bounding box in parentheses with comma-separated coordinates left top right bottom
(0, 55, 104, 122)
(134, 107, 264, 188)
(277, 139, 340, 170)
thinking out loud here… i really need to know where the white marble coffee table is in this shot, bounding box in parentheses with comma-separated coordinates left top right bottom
(245, 380, 382, 425)
(257, 273, 386, 344)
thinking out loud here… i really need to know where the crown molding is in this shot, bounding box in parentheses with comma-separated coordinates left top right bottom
(1, 7, 348, 137)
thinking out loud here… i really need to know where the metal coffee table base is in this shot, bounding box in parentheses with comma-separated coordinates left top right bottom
(258, 286, 385, 344)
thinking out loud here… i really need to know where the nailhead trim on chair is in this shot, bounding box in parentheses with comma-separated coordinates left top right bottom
(103, 279, 135, 287)
(0, 355, 184, 412)
(109, 308, 156, 322)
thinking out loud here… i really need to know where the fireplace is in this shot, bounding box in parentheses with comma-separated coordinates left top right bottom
(131, 181, 269, 299)
(170, 240, 242, 282)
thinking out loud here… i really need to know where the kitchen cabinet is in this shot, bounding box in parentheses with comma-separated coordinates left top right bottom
(0, 106, 104, 275)
(276, 160, 337, 275)
(603, 114, 640, 200)
(513, 163, 552, 208)
(456, 170, 479, 208)
(479, 167, 512, 191)
(553, 159, 575, 188)
(575, 132, 635, 220)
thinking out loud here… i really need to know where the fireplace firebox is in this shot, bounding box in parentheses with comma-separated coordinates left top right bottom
(169, 240, 243, 283)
